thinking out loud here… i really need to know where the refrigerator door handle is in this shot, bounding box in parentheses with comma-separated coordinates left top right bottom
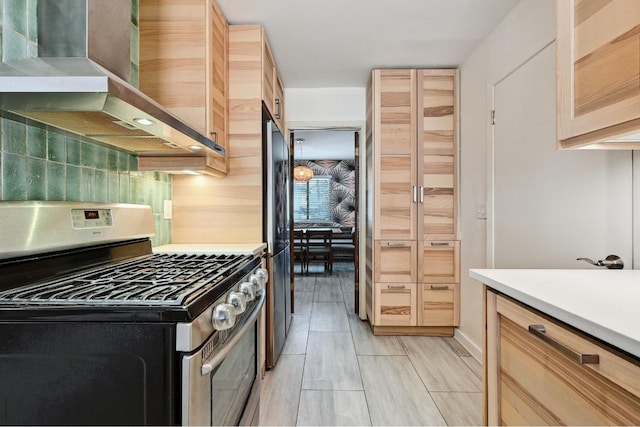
(266, 120, 275, 254)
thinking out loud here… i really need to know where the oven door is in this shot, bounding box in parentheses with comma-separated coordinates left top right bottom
(181, 291, 265, 426)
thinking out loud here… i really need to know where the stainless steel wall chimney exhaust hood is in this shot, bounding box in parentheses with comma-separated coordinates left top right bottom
(0, 0, 225, 158)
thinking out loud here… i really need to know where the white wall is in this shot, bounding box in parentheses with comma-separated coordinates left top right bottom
(286, 87, 366, 127)
(457, 0, 558, 358)
(492, 43, 632, 270)
(458, 0, 639, 359)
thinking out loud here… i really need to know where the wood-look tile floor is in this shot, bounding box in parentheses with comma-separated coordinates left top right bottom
(259, 263, 483, 426)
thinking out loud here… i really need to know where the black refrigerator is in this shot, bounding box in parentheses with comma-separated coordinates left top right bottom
(263, 109, 291, 369)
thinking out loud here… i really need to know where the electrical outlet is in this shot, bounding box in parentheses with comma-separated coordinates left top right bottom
(476, 204, 487, 220)
(163, 200, 173, 220)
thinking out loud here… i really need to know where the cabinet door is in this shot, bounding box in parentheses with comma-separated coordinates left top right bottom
(274, 73, 285, 131)
(208, 0, 228, 172)
(374, 240, 416, 283)
(557, 0, 640, 147)
(138, 0, 227, 175)
(419, 240, 459, 284)
(262, 37, 276, 117)
(418, 70, 457, 240)
(374, 282, 417, 326)
(486, 291, 640, 425)
(373, 69, 417, 241)
(374, 69, 416, 156)
(376, 155, 416, 240)
(139, 0, 208, 133)
(418, 283, 458, 327)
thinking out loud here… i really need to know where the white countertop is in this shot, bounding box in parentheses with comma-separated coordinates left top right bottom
(153, 243, 267, 256)
(469, 269, 640, 358)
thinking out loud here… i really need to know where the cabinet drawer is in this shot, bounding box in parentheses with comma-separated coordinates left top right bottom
(420, 240, 459, 283)
(418, 283, 458, 327)
(374, 282, 417, 326)
(495, 294, 640, 425)
(374, 240, 416, 283)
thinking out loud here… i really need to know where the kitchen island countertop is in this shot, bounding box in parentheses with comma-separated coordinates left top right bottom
(470, 269, 640, 359)
(154, 243, 267, 256)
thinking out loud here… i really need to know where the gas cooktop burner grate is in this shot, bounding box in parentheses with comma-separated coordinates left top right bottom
(0, 253, 251, 306)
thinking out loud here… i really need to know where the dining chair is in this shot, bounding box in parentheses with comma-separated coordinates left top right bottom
(304, 229, 333, 275)
(292, 229, 307, 274)
(331, 227, 355, 267)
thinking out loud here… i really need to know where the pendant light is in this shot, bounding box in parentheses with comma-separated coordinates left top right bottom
(294, 165, 314, 182)
(293, 138, 314, 182)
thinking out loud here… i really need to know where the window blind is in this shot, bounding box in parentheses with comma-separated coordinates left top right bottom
(293, 176, 332, 221)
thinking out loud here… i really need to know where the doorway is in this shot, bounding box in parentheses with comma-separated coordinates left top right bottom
(289, 129, 360, 312)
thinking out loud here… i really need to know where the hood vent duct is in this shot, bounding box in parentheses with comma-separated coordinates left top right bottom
(0, 0, 225, 158)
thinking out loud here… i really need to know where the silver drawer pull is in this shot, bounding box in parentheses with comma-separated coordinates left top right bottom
(430, 285, 449, 290)
(430, 242, 450, 247)
(388, 285, 406, 289)
(387, 242, 406, 247)
(528, 325, 599, 365)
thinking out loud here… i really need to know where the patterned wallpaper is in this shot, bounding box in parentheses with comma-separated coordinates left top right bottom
(294, 159, 356, 227)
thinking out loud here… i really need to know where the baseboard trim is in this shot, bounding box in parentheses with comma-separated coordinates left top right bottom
(454, 329, 482, 362)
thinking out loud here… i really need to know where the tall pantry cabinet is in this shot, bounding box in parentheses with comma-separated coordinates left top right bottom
(365, 69, 459, 336)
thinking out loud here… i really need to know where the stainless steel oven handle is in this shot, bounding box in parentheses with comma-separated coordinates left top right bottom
(201, 290, 265, 376)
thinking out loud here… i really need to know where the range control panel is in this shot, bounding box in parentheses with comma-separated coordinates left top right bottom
(71, 208, 114, 229)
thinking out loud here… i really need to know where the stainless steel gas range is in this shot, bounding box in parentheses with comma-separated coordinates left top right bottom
(0, 201, 266, 426)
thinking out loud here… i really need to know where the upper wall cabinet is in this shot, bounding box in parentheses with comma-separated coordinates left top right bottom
(226, 25, 285, 132)
(138, 0, 228, 175)
(557, 0, 640, 149)
(262, 33, 285, 132)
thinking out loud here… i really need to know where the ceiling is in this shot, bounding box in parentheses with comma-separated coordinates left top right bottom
(217, 0, 522, 88)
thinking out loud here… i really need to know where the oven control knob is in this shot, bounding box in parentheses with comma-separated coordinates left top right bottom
(212, 303, 236, 331)
(249, 274, 263, 292)
(240, 281, 256, 301)
(255, 268, 268, 284)
(228, 291, 247, 315)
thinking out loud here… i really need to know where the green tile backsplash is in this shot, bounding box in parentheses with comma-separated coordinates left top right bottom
(0, 117, 173, 246)
(0, 0, 172, 246)
(5, 0, 27, 36)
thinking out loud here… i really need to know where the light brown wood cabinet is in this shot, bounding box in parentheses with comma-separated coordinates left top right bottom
(366, 69, 459, 334)
(419, 283, 458, 327)
(170, 24, 285, 244)
(138, 0, 228, 175)
(557, 0, 640, 149)
(485, 289, 640, 425)
(261, 35, 285, 132)
(274, 74, 285, 132)
(374, 241, 417, 283)
(420, 240, 459, 284)
(374, 282, 417, 326)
